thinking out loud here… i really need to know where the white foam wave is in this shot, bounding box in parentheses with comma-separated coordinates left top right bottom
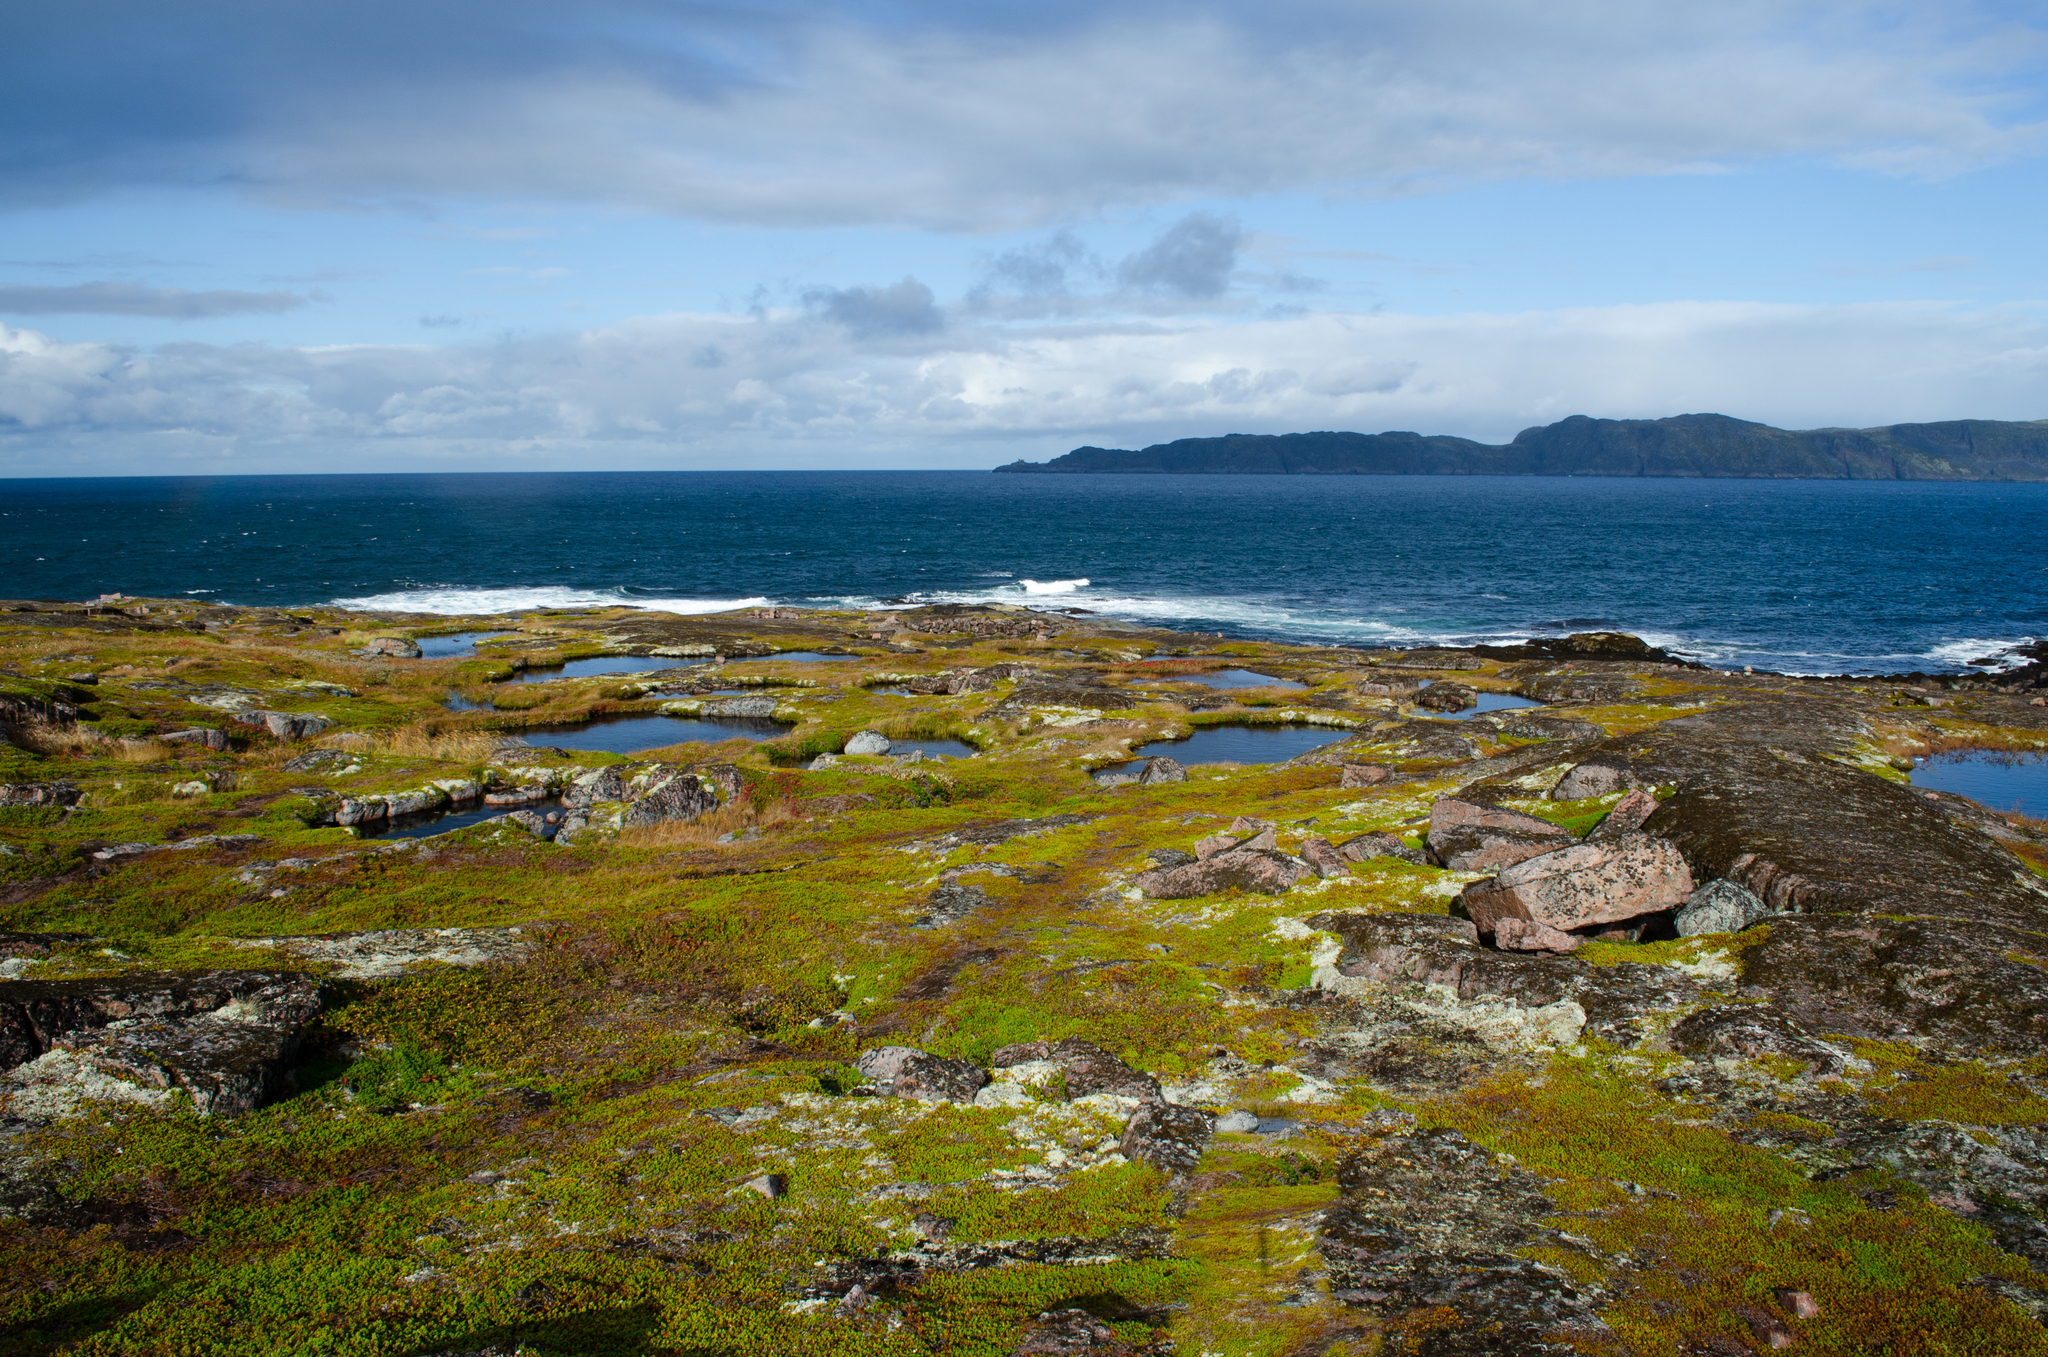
(1019, 578, 1089, 595)
(1922, 637, 2037, 672)
(332, 586, 772, 616)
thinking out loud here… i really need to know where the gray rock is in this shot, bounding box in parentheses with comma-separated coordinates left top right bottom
(844, 730, 892, 756)
(621, 769, 717, 828)
(1147, 849, 1196, 869)
(1321, 1126, 1608, 1347)
(1047, 1038, 1160, 1101)
(855, 1046, 988, 1104)
(701, 696, 778, 718)
(562, 766, 627, 809)
(0, 782, 80, 809)
(1674, 878, 1773, 937)
(1136, 756, 1185, 785)
(1415, 682, 1477, 713)
(225, 926, 530, 980)
(230, 710, 335, 742)
(1214, 1109, 1260, 1134)
(160, 727, 228, 751)
(1119, 1100, 1213, 1173)
(356, 636, 422, 659)
(915, 882, 991, 928)
(0, 970, 323, 1118)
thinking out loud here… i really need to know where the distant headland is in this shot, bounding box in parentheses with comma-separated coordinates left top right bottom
(993, 413, 2048, 480)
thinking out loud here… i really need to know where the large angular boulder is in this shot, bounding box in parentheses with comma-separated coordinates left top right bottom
(159, 727, 228, 751)
(855, 1045, 987, 1104)
(1425, 798, 1572, 873)
(562, 765, 627, 809)
(1300, 836, 1349, 879)
(1460, 833, 1693, 938)
(1119, 1100, 1213, 1174)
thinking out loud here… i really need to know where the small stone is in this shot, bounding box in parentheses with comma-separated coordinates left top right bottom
(1415, 682, 1476, 712)
(742, 1173, 788, 1199)
(843, 730, 891, 756)
(1215, 1109, 1260, 1133)
(1775, 1289, 1821, 1320)
(170, 780, 211, 799)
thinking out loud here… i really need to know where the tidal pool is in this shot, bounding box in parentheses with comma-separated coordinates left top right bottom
(1130, 723, 1345, 765)
(518, 714, 788, 754)
(505, 656, 705, 684)
(416, 631, 517, 658)
(728, 651, 855, 663)
(1912, 750, 2048, 816)
(357, 794, 563, 841)
(1168, 668, 1307, 691)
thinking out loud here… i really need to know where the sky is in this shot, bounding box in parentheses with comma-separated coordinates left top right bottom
(2, 0, 2046, 475)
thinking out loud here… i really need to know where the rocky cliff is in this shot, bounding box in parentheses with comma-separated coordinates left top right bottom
(996, 412, 2048, 480)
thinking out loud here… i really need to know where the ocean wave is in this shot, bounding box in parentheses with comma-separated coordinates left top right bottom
(1018, 578, 1089, 594)
(331, 585, 772, 616)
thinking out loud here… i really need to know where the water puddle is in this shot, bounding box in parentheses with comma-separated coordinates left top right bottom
(728, 651, 855, 664)
(357, 794, 563, 841)
(518, 714, 789, 755)
(1421, 693, 1546, 721)
(441, 693, 491, 712)
(505, 657, 707, 684)
(1160, 668, 1306, 691)
(1912, 751, 2048, 816)
(1129, 723, 1345, 766)
(417, 631, 517, 659)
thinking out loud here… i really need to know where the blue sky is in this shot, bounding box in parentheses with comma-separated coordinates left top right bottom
(3, 0, 2045, 473)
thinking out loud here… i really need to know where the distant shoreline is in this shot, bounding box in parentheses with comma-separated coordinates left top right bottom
(994, 412, 2048, 481)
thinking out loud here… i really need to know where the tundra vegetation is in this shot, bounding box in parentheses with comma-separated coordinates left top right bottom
(1, 596, 2046, 1356)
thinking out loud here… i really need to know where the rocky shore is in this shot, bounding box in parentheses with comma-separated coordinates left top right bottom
(1, 596, 2046, 1355)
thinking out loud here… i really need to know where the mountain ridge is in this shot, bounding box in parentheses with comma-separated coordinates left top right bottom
(993, 412, 2048, 480)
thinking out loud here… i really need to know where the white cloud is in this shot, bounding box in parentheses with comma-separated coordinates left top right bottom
(11, 2, 2044, 229)
(5, 298, 2045, 472)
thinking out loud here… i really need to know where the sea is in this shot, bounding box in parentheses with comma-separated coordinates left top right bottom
(5, 472, 2045, 676)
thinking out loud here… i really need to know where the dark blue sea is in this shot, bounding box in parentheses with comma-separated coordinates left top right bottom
(5, 472, 2044, 675)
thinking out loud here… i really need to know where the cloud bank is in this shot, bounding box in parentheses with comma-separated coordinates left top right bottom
(6, 298, 2043, 473)
(0, 282, 319, 318)
(6, 2, 2043, 228)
